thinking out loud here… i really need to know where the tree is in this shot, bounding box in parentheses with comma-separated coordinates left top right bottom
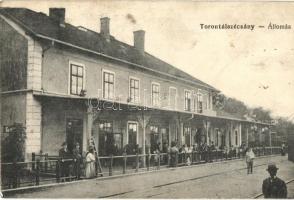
(212, 92, 225, 110)
(275, 117, 294, 146)
(223, 97, 249, 118)
(1, 123, 26, 162)
(251, 107, 272, 122)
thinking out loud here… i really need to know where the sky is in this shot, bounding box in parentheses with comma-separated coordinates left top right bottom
(2, 0, 294, 121)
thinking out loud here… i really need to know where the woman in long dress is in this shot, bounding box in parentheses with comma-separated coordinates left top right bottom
(85, 146, 96, 178)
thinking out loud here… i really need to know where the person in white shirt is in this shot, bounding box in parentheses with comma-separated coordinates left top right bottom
(245, 147, 255, 174)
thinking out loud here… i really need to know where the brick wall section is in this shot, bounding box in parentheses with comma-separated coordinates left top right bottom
(26, 38, 42, 156)
(27, 39, 42, 90)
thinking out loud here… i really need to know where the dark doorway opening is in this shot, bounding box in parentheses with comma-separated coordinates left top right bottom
(66, 118, 83, 154)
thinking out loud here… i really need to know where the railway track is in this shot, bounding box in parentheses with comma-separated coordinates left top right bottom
(98, 162, 271, 198)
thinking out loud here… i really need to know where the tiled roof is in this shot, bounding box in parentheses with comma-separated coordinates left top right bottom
(0, 7, 218, 91)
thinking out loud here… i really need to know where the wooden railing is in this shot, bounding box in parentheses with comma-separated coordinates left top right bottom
(1, 146, 282, 190)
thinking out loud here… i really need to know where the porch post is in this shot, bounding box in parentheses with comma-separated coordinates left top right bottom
(204, 120, 210, 144)
(136, 112, 151, 167)
(269, 126, 272, 147)
(207, 121, 209, 144)
(175, 114, 183, 146)
(168, 122, 172, 146)
(142, 118, 146, 167)
(230, 121, 233, 147)
(246, 126, 249, 147)
(239, 123, 242, 146)
(180, 122, 184, 146)
(258, 126, 262, 145)
(85, 104, 93, 152)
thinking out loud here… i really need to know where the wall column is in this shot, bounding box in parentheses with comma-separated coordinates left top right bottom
(269, 126, 272, 147)
(137, 112, 151, 167)
(180, 122, 184, 146)
(203, 120, 210, 144)
(84, 105, 93, 152)
(246, 126, 249, 147)
(239, 123, 242, 146)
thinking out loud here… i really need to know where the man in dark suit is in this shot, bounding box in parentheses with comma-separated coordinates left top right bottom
(262, 163, 287, 198)
(72, 142, 82, 180)
(59, 142, 71, 181)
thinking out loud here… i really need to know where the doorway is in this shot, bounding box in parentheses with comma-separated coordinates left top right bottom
(66, 118, 83, 153)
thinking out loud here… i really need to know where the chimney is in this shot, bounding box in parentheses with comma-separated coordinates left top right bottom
(49, 8, 65, 25)
(133, 30, 145, 54)
(100, 17, 110, 41)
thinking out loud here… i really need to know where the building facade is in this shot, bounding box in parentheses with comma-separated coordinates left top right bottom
(0, 8, 272, 160)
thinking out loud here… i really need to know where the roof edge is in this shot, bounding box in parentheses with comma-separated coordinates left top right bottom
(0, 8, 220, 92)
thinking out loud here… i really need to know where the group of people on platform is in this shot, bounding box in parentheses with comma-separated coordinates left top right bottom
(58, 141, 97, 181)
(57, 139, 288, 181)
(145, 140, 250, 167)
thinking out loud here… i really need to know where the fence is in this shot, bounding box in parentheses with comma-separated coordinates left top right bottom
(1, 146, 282, 190)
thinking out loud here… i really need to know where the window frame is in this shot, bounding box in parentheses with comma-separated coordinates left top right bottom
(127, 121, 139, 145)
(102, 69, 115, 100)
(99, 121, 113, 132)
(129, 76, 140, 104)
(169, 86, 177, 110)
(184, 89, 192, 111)
(151, 82, 160, 107)
(197, 89, 203, 113)
(68, 61, 86, 95)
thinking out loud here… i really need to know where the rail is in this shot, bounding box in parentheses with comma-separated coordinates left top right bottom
(1, 146, 282, 190)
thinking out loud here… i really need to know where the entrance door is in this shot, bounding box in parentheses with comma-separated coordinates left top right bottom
(98, 121, 113, 156)
(66, 118, 83, 153)
(150, 125, 160, 153)
(184, 126, 191, 146)
(128, 122, 138, 150)
(161, 128, 169, 146)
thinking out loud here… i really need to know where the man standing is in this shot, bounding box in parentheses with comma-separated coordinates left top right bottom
(72, 142, 82, 180)
(262, 163, 287, 198)
(59, 142, 71, 181)
(245, 147, 255, 174)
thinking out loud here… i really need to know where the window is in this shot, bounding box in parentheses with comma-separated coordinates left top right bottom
(103, 71, 114, 99)
(99, 122, 112, 132)
(197, 91, 203, 113)
(184, 90, 191, 111)
(150, 125, 160, 153)
(184, 126, 191, 146)
(150, 125, 159, 133)
(161, 128, 169, 146)
(129, 78, 140, 103)
(169, 87, 177, 110)
(70, 63, 84, 95)
(128, 122, 138, 146)
(193, 98, 197, 113)
(151, 83, 160, 107)
(98, 121, 115, 156)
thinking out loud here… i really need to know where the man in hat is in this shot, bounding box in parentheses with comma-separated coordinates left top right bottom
(59, 142, 71, 181)
(262, 163, 287, 198)
(72, 142, 82, 180)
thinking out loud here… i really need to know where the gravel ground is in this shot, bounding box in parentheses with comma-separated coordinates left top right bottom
(286, 181, 294, 199)
(5, 155, 294, 198)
